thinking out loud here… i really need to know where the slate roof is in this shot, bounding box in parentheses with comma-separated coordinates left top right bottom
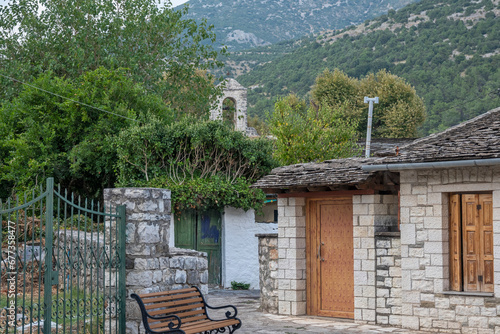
(251, 157, 381, 191)
(252, 107, 500, 191)
(379, 106, 500, 164)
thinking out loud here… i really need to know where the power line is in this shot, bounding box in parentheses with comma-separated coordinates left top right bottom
(0, 73, 138, 122)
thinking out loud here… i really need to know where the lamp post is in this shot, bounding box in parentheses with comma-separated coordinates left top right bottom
(364, 96, 379, 158)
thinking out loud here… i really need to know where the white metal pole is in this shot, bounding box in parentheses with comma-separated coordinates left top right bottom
(364, 96, 379, 158)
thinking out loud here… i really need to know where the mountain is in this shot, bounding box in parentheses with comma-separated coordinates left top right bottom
(184, 0, 419, 50)
(233, 0, 500, 136)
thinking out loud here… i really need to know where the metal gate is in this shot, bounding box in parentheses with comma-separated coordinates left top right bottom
(0, 178, 126, 333)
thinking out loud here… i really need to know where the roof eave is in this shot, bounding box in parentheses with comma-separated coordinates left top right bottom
(362, 158, 500, 172)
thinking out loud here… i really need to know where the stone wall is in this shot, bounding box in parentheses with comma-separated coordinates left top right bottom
(257, 233, 279, 314)
(55, 231, 105, 291)
(353, 194, 398, 324)
(104, 188, 209, 334)
(375, 232, 401, 327)
(399, 166, 500, 333)
(275, 194, 398, 320)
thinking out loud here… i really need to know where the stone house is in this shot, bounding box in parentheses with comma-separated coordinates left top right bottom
(253, 106, 500, 333)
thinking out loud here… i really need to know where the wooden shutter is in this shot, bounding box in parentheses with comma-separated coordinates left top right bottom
(479, 194, 493, 293)
(462, 194, 480, 292)
(449, 194, 462, 291)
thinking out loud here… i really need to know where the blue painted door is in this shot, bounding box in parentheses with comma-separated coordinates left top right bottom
(175, 209, 222, 286)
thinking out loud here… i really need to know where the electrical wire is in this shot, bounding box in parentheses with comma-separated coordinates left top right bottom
(0, 73, 139, 122)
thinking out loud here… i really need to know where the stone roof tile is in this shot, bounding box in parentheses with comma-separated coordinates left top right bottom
(381, 106, 500, 164)
(251, 157, 383, 190)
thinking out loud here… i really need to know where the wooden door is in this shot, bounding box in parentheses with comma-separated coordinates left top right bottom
(197, 210, 222, 286)
(175, 209, 222, 286)
(175, 210, 197, 250)
(307, 197, 354, 318)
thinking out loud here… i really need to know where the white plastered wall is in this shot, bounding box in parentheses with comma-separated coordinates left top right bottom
(222, 206, 277, 289)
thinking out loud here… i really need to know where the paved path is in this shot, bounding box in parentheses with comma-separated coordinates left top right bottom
(206, 289, 427, 334)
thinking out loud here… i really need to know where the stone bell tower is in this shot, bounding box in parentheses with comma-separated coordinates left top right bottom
(210, 78, 248, 132)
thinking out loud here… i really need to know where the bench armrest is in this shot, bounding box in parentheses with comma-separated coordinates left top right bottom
(191, 286, 238, 320)
(205, 303, 238, 320)
(131, 293, 183, 334)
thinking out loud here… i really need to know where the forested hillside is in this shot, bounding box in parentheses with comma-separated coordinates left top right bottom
(185, 0, 418, 50)
(235, 0, 500, 135)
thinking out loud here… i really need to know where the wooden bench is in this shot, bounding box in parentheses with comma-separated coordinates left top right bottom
(131, 286, 242, 334)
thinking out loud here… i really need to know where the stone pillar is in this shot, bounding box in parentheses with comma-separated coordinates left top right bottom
(257, 233, 278, 314)
(375, 232, 401, 326)
(104, 188, 208, 334)
(353, 194, 398, 324)
(277, 197, 306, 316)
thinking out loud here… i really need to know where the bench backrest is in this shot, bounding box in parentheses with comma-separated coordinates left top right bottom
(135, 287, 208, 331)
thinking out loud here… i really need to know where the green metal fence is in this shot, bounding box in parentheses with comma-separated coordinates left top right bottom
(0, 178, 126, 334)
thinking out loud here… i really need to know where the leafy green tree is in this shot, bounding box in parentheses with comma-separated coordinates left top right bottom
(311, 69, 426, 138)
(114, 119, 277, 211)
(0, 0, 226, 115)
(269, 95, 360, 165)
(311, 69, 363, 122)
(0, 68, 173, 197)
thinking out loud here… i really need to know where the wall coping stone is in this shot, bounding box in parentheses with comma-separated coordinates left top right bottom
(375, 232, 401, 238)
(256, 233, 279, 238)
(439, 291, 494, 297)
(169, 247, 207, 257)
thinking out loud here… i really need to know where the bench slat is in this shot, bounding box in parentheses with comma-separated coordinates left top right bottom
(142, 291, 201, 305)
(148, 302, 205, 316)
(145, 297, 203, 310)
(148, 314, 207, 330)
(148, 311, 207, 326)
(156, 308, 207, 320)
(138, 287, 197, 299)
(182, 319, 241, 334)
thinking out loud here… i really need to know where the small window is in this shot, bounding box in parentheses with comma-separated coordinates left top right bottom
(449, 193, 493, 293)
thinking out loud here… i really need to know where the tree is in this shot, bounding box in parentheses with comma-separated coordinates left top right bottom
(269, 95, 360, 165)
(0, 0, 226, 115)
(0, 68, 173, 198)
(311, 69, 426, 138)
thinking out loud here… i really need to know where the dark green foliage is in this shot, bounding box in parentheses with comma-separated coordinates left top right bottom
(233, 0, 500, 135)
(231, 281, 250, 290)
(0, 0, 226, 115)
(269, 94, 360, 165)
(0, 68, 174, 198)
(115, 119, 277, 212)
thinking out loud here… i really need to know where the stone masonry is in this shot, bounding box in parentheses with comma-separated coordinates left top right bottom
(399, 166, 500, 333)
(276, 197, 307, 316)
(257, 233, 279, 314)
(353, 194, 398, 324)
(375, 233, 402, 326)
(104, 188, 208, 334)
(210, 78, 248, 132)
(274, 194, 398, 322)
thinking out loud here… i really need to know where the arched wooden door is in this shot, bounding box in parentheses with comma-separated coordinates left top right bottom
(306, 197, 354, 318)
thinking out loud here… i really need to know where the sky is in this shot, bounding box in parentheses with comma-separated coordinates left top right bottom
(171, 0, 189, 6)
(0, 0, 189, 8)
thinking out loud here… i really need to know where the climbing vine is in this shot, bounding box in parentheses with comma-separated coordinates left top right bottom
(114, 118, 276, 212)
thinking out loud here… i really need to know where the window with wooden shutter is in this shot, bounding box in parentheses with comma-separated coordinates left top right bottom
(449, 193, 493, 293)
